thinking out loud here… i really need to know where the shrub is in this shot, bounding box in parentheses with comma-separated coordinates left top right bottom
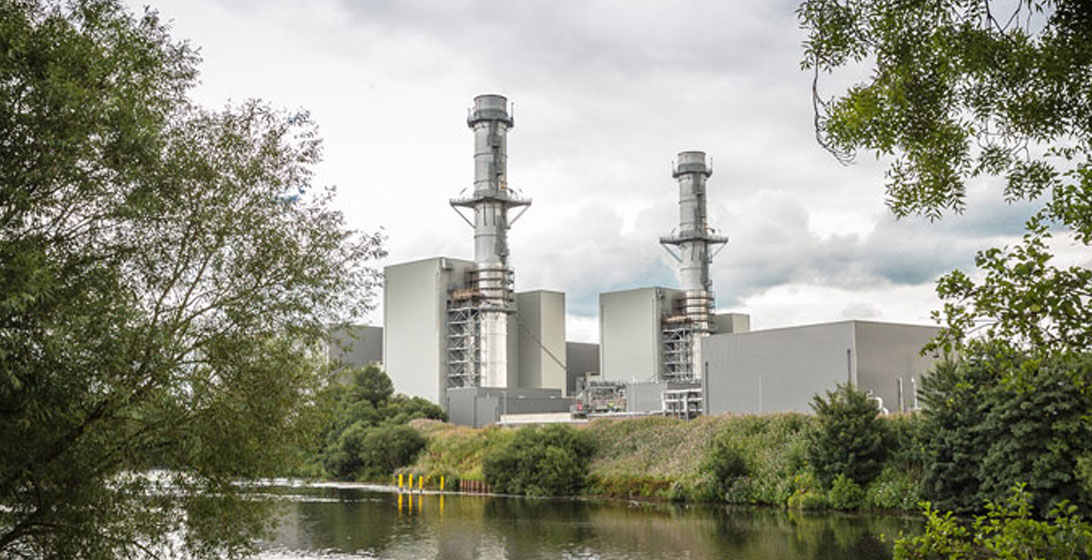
(864, 466, 922, 511)
(893, 485, 1092, 559)
(323, 423, 425, 481)
(828, 474, 864, 510)
(694, 414, 813, 505)
(705, 436, 750, 501)
(807, 384, 888, 489)
(787, 471, 829, 510)
(587, 474, 673, 499)
(482, 424, 594, 496)
(1078, 455, 1092, 500)
(311, 367, 445, 479)
(358, 424, 426, 479)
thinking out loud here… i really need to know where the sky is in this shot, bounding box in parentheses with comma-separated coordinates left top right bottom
(128, 0, 1050, 342)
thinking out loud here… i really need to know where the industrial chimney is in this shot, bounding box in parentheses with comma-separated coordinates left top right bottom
(660, 151, 727, 382)
(448, 95, 530, 388)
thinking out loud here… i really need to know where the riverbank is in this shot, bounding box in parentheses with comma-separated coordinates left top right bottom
(257, 480, 919, 559)
(401, 413, 923, 512)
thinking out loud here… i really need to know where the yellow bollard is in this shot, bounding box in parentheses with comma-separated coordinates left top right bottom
(440, 476, 445, 493)
(408, 473, 413, 490)
(418, 475, 423, 492)
(398, 473, 403, 492)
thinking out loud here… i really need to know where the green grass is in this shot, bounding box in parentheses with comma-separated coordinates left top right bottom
(405, 414, 922, 510)
(403, 419, 515, 483)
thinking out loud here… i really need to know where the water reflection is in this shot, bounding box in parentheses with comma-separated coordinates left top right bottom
(257, 485, 919, 560)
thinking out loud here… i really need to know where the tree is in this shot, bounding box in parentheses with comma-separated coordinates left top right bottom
(798, 0, 1092, 353)
(350, 365, 395, 407)
(918, 348, 1092, 515)
(310, 366, 444, 481)
(0, 1, 383, 558)
(915, 358, 996, 513)
(807, 384, 888, 489)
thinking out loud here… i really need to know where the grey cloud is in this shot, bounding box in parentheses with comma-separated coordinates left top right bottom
(709, 190, 1038, 307)
(328, 0, 802, 79)
(512, 182, 1037, 322)
(840, 302, 880, 319)
(164, 0, 1043, 328)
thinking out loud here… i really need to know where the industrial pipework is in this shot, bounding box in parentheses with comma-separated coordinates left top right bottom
(660, 151, 727, 382)
(448, 95, 530, 388)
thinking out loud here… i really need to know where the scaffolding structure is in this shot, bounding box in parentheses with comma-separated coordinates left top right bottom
(661, 318, 694, 383)
(446, 300, 481, 388)
(445, 268, 515, 388)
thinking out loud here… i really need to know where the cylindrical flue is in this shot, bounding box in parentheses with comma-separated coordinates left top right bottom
(660, 151, 727, 382)
(674, 151, 713, 294)
(450, 94, 530, 388)
(468, 94, 514, 266)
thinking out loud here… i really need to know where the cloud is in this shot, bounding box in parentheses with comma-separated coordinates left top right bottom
(136, 0, 1050, 340)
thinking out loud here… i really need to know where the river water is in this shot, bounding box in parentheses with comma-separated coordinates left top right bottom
(252, 483, 921, 560)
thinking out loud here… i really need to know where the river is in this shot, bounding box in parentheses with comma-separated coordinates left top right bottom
(250, 483, 922, 559)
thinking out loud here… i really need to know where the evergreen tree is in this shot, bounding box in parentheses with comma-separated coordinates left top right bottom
(807, 384, 888, 488)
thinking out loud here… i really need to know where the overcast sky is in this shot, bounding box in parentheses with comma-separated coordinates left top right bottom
(130, 0, 1048, 342)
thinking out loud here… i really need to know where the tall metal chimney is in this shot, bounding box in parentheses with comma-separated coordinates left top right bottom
(660, 151, 727, 382)
(449, 94, 530, 388)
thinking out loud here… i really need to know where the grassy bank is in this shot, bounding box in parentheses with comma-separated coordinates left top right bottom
(402, 413, 923, 511)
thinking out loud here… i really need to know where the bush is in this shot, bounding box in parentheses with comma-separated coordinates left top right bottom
(482, 424, 593, 496)
(358, 424, 426, 479)
(1079, 455, 1092, 499)
(586, 474, 674, 500)
(893, 485, 1092, 559)
(787, 471, 829, 510)
(705, 436, 750, 501)
(807, 384, 888, 489)
(694, 414, 813, 505)
(828, 474, 865, 510)
(323, 423, 425, 480)
(864, 465, 922, 511)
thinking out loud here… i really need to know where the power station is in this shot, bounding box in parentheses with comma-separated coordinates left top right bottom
(364, 94, 941, 427)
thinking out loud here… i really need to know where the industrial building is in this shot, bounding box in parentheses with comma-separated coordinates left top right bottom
(326, 324, 383, 370)
(565, 341, 599, 395)
(382, 95, 574, 425)
(598, 153, 747, 386)
(703, 320, 940, 415)
(598, 287, 750, 383)
(371, 93, 942, 426)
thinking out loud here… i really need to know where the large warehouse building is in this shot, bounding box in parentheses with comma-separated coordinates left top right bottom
(367, 93, 942, 426)
(703, 320, 939, 415)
